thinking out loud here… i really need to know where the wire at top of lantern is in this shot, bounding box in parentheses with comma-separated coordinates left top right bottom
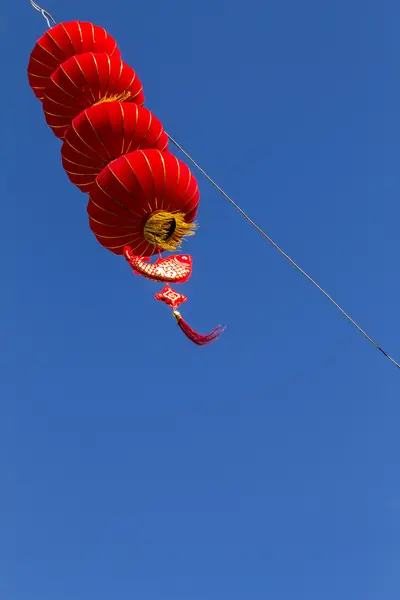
(29, 0, 56, 28)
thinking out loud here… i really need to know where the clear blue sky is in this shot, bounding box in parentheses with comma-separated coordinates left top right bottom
(2, 0, 400, 598)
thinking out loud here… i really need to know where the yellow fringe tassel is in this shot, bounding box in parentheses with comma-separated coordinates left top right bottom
(95, 91, 132, 105)
(143, 211, 197, 251)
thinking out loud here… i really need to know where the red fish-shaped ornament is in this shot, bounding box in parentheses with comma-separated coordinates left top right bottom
(124, 246, 192, 284)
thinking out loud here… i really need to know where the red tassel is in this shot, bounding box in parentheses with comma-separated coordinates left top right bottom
(173, 311, 225, 346)
(154, 286, 225, 346)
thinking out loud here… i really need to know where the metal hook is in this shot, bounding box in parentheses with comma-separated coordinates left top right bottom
(29, 0, 57, 28)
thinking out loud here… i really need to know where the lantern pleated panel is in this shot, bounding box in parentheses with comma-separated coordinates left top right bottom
(61, 102, 168, 193)
(43, 52, 145, 139)
(28, 21, 120, 101)
(88, 149, 200, 256)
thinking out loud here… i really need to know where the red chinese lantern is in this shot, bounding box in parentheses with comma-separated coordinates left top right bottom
(43, 52, 145, 139)
(27, 18, 224, 346)
(62, 102, 168, 193)
(28, 21, 120, 101)
(88, 148, 199, 256)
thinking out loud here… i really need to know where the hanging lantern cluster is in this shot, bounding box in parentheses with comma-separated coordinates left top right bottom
(25, 9, 400, 370)
(27, 20, 224, 345)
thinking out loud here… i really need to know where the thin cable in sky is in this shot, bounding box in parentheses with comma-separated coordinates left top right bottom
(168, 135, 400, 370)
